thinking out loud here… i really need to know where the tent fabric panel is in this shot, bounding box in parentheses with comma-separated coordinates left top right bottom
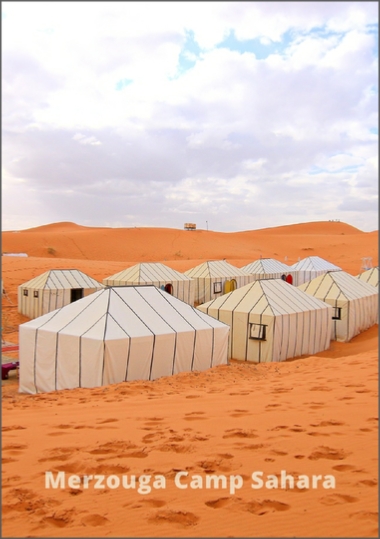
(125, 335, 154, 381)
(102, 318, 131, 385)
(172, 331, 196, 375)
(191, 328, 213, 372)
(110, 288, 172, 337)
(18, 325, 38, 394)
(55, 333, 81, 390)
(149, 333, 177, 380)
(76, 336, 105, 389)
(33, 328, 59, 393)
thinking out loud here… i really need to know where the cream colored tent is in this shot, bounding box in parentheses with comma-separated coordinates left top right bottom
(19, 285, 229, 394)
(103, 262, 194, 305)
(18, 269, 104, 319)
(298, 271, 378, 342)
(356, 267, 379, 288)
(291, 256, 342, 286)
(241, 258, 296, 283)
(197, 279, 332, 363)
(184, 260, 254, 305)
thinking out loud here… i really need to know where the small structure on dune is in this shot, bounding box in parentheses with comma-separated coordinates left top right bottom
(18, 269, 104, 319)
(18, 286, 229, 394)
(103, 262, 195, 305)
(356, 266, 379, 288)
(184, 223, 196, 230)
(290, 255, 342, 286)
(298, 271, 378, 342)
(241, 258, 296, 283)
(197, 279, 332, 363)
(184, 260, 254, 305)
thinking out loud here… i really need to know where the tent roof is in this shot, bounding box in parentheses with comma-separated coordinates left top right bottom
(291, 256, 342, 271)
(298, 270, 378, 301)
(241, 258, 292, 274)
(185, 260, 251, 279)
(21, 285, 228, 337)
(356, 266, 379, 287)
(20, 269, 104, 290)
(104, 262, 192, 283)
(198, 278, 330, 316)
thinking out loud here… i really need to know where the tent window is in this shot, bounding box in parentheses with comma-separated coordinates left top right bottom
(332, 307, 341, 320)
(249, 323, 267, 341)
(33, 291, 39, 298)
(214, 282, 222, 294)
(23, 289, 28, 296)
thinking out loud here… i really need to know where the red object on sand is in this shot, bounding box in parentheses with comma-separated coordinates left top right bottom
(1, 344, 19, 352)
(2, 361, 19, 380)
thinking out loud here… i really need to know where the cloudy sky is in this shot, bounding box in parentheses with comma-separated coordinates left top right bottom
(2, 2, 378, 232)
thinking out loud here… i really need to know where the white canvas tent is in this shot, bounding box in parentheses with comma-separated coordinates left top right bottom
(197, 279, 332, 363)
(298, 271, 378, 342)
(291, 256, 342, 286)
(18, 269, 104, 319)
(103, 262, 194, 305)
(241, 258, 296, 283)
(184, 260, 254, 305)
(19, 285, 229, 394)
(356, 267, 379, 288)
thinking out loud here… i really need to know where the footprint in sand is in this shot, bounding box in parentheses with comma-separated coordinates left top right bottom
(147, 509, 199, 527)
(320, 493, 358, 505)
(332, 464, 356, 472)
(308, 446, 349, 461)
(81, 514, 110, 527)
(223, 429, 258, 439)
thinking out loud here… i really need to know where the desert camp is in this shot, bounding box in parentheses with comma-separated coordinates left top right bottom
(1, 220, 378, 539)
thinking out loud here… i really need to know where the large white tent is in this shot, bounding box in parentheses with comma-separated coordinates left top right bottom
(291, 256, 342, 286)
(197, 279, 332, 363)
(19, 285, 229, 394)
(103, 262, 194, 305)
(298, 271, 378, 342)
(241, 258, 296, 283)
(356, 267, 379, 288)
(184, 260, 254, 305)
(18, 269, 104, 319)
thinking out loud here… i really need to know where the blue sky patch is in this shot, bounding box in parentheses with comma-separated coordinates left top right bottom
(115, 78, 133, 91)
(216, 29, 294, 59)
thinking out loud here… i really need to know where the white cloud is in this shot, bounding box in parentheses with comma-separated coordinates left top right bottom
(2, 1, 378, 232)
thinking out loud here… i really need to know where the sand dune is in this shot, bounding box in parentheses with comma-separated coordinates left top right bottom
(1, 221, 378, 537)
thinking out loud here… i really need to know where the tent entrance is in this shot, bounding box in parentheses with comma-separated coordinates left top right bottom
(70, 288, 84, 302)
(164, 283, 173, 295)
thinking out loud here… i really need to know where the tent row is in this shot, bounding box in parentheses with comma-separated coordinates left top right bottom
(16, 257, 370, 322)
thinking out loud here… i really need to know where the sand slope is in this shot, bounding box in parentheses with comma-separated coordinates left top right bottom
(1, 221, 378, 538)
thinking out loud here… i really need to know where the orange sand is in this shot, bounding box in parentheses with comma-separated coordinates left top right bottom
(1, 221, 378, 537)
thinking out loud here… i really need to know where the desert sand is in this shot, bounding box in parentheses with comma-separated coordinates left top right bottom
(1, 221, 378, 538)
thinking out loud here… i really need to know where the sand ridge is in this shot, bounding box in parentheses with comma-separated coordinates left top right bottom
(1, 220, 378, 537)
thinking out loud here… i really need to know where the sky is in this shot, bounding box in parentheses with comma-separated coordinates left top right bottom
(2, 1, 378, 232)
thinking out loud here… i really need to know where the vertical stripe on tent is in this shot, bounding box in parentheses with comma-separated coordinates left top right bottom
(209, 327, 215, 368)
(54, 331, 60, 391)
(79, 336, 82, 388)
(171, 333, 178, 375)
(101, 291, 112, 385)
(124, 338, 133, 381)
(33, 329, 39, 394)
(148, 335, 156, 381)
(190, 330, 197, 370)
